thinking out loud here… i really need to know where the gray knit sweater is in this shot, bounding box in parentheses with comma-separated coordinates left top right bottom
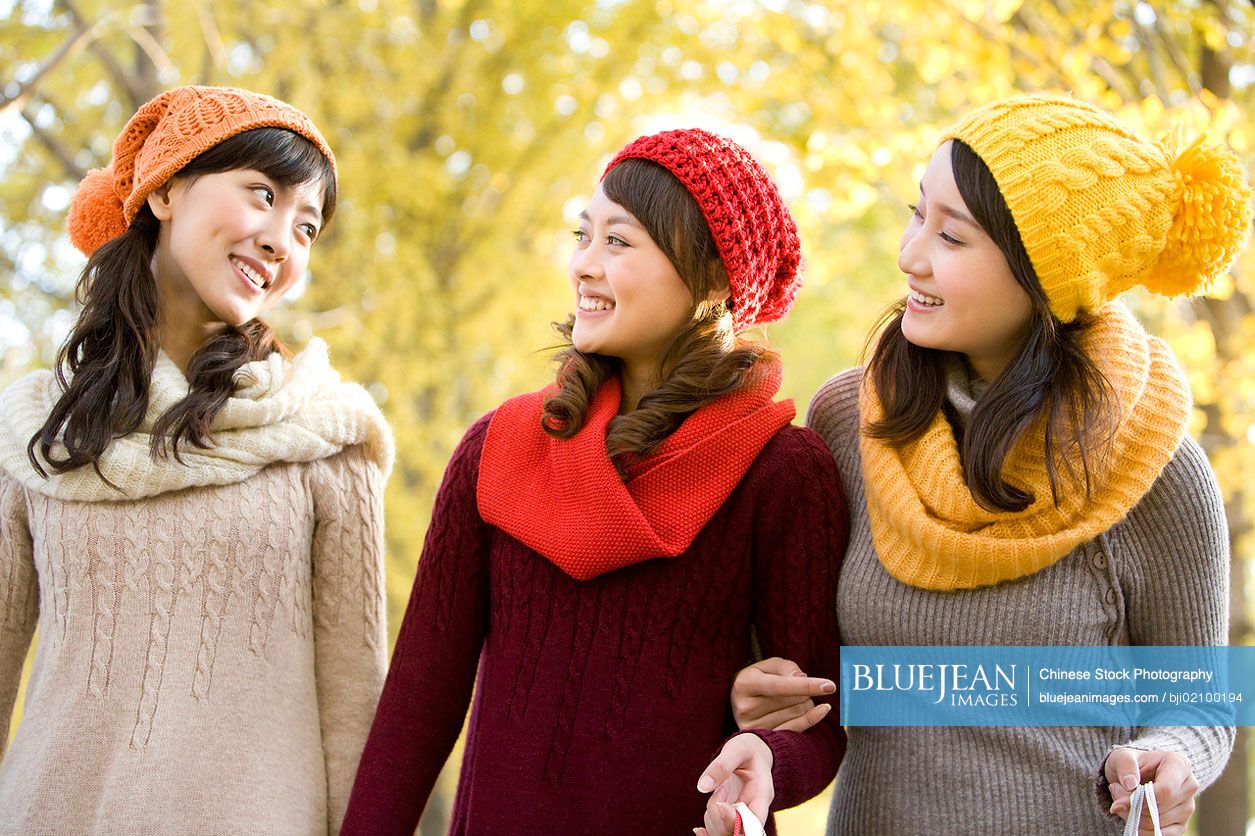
(808, 368, 1232, 836)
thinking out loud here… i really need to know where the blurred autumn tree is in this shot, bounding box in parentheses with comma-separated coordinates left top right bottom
(2, 0, 1252, 832)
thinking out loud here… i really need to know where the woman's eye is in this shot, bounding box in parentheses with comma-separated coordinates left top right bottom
(300, 223, 319, 241)
(908, 203, 922, 220)
(572, 229, 588, 243)
(939, 231, 963, 246)
(253, 185, 275, 205)
(606, 234, 627, 247)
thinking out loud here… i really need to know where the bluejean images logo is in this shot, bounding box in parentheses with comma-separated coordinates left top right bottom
(840, 646, 1253, 727)
(850, 662, 1019, 707)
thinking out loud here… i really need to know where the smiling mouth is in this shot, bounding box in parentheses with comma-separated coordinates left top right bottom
(231, 256, 271, 290)
(909, 289, 943, 307)
(578, 294, 615, 312)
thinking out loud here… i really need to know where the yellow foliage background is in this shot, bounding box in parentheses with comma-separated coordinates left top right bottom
(2, 1, 1253, 831)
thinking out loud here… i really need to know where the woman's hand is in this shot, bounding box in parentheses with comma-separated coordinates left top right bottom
(1104, 748, 1199, 835)
(731, 657, 835, 732)
(694, 733, 774, 836)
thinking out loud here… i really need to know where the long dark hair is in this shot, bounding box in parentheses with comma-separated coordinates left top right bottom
(30, 127, 337, 480)
(866, 139, 1115, 512)
(542, 158, 775, 474)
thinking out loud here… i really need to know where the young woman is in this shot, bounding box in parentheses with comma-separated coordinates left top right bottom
(341, 128, 848, 834)
(716, 94, 1251, 835)
(0, 86, 392, 834)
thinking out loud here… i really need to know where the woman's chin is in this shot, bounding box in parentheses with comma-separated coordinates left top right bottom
(900, 324, 935, 352)
(210, 304, 259, 329)
(570, 332, 598, 355)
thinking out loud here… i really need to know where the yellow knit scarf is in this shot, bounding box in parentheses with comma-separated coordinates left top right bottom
(859, 302, 1191, 591)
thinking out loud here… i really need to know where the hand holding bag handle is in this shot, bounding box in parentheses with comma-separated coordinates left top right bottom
(730, 802, 765, 836)
(1122, 781, 1162, 836)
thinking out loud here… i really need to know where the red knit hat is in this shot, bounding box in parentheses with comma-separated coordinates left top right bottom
(603, 128, 803, 331)
(67, 85, 336, 256)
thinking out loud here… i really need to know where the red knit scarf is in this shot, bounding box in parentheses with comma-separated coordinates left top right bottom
(476, 363, 795, 580)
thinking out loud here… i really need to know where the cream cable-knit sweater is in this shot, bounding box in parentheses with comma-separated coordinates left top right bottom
(0, 342, 393, 835)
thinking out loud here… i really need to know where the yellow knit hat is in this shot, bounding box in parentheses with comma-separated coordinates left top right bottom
(943, 94, 1253, 323)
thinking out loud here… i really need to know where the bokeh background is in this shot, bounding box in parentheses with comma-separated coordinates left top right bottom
(3, 0, 1253, 831)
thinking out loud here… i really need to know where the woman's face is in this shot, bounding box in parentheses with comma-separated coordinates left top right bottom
(898, 142, 1035, 382)
(569, 185, 696, 375)
(148, 168, 325, 329)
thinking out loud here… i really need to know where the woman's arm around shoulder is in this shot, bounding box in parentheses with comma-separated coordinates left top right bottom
(339, 413, 495, 836)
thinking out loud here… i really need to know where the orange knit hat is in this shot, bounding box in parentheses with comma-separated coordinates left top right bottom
(67, 85, 336, 256)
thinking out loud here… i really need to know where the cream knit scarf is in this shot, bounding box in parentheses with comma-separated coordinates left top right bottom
(0, 338, 393, 502)
(859, 302, 1191, 591)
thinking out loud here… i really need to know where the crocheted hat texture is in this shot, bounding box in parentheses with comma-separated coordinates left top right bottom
(67, 85, 336, 256)
(603, 128, 803, 331)
(944, 94, 1252, 323)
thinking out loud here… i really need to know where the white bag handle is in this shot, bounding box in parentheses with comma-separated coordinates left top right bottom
(1122, 781, 1162, 836)
(731, 802, 766, 836)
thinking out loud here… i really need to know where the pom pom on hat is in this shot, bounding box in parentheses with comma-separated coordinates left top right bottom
(67, 166, 128, 256)
(1145, 133, 1255, 297)
(603, 128, 803, 331)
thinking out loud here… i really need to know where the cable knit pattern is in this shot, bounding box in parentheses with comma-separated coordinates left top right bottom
(943, 94, 1252, 322)
(604, 128, 803, 330)
(0, 478, 35, 749)
(0, 446, 386, 835)
(807, 368, 1232, 836)
(859, 302, 1191, 590)
(132, 500, 176, 749)
(341, 416, 848, 836)
(0, 352, 388, 834)
(0, 338, 393, 503)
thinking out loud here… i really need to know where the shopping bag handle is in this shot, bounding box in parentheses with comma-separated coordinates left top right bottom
(1122, 781, 1162, 836)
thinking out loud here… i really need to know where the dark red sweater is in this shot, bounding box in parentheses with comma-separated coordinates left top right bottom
(341, 414, 848, 835)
